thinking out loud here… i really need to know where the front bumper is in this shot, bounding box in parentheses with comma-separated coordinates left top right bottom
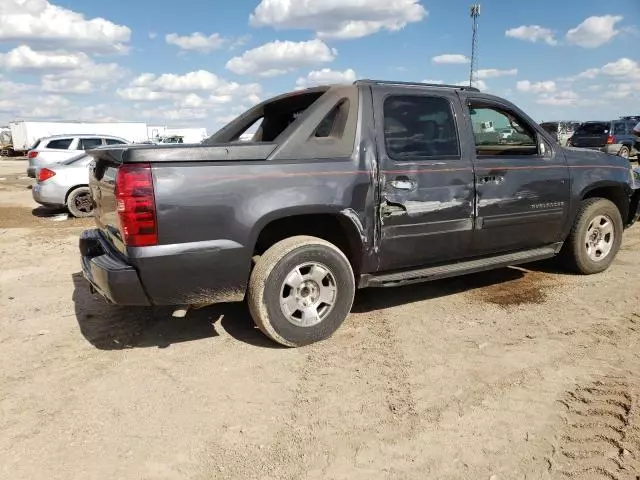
(79, 229, 151, 306)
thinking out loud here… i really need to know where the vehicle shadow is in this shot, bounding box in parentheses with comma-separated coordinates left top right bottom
(352, 266, 527, 313)
(71, 273, 281, 350)
(72, 263, 554, 350)
(32, 206, 67, 218)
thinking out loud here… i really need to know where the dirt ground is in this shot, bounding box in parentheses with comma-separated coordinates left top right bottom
(1, 158, 640, 480)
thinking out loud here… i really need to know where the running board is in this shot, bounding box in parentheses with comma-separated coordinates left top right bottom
(359, 243, 562, 288)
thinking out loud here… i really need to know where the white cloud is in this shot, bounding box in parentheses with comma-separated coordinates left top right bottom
(249, 0, 427, 39)
(516, 80, 556, 93)
(41, 62, 125, 94)
(0, 0, 131, 54)
(421, 79, 443, 84)
(295, 68, 356, 88)
(149, 32, 157, 40)
(566, 15, 623, 48)
(602, 82, 637, 100)
(505, 25, 557, 45)
(226, 39, 336, 77)
(600, 58, 640, 79)
(432, 54, 469, 64)
(562, 58, 640, 84)
(536, 90, 579, 106)
(41, 77, 93, 94)
(0, 93, 71, 119)
(165, 32, 226, 52)
(117, 71, 262, 116)
(477, 68, 518, 79)
(0, 46, 88, 71)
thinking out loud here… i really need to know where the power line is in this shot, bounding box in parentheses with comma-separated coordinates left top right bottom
(469, 4, 481, 88)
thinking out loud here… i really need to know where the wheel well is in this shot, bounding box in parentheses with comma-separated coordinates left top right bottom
(64, 184, 88, 203)
(254, 214, 363, 275)
(582, 186, 628, 221)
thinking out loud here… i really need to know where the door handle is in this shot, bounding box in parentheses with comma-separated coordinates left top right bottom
(478, 175, 505, 185)
(389, 177, 417, 191)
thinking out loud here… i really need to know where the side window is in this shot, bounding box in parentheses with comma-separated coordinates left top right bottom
(383, 95, 460, 160)
(613, 122, 627, 136)
(313, 99, 350, 138)
(105, 138, 127, 145)
(46, 138, 73, 150)
(79, 138, 103, 150)
(469, 105, 538, 156)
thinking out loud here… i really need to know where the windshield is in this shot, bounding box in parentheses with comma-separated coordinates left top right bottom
(575, 122, 609, 135)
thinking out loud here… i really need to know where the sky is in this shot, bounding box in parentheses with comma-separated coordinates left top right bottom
(0, 0, 639, 134)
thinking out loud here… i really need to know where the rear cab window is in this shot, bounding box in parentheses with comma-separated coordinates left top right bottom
(45, 138, 73, 150)
(382, 95, 460, 160)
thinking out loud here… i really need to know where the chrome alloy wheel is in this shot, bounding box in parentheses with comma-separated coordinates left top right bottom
(584, 214, 615, 261)
(279, 262, 337, 327)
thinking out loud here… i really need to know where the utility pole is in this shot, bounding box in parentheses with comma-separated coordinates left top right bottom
(469, 4, 481, 88)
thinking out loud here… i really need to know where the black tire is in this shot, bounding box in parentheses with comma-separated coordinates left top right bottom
(561, 198, 623, 274)
(66, 186, 93, 218)
(618, 146, 630, 159)
(247, 235, 355, 347)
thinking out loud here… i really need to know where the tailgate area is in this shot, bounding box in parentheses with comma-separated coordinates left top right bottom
(79, 229, 151, 306)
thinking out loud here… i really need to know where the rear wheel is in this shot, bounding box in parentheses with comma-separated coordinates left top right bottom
(561, 198, 623, 274)
(247, 236, 355, 347)
(618, 146, 630, 158)
(67, 186, 93, 218)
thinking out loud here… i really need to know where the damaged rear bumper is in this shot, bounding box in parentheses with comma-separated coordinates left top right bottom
(79, 229, 151, 306)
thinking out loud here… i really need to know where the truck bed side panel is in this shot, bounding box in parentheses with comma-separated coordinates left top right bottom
(134, 157, 374, 305)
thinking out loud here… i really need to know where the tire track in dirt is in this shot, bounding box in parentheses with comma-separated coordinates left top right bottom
(197, 307, 420, 479)
(553, 376, 640, 479)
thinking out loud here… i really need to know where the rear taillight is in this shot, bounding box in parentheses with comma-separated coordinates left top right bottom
(607, 135, 616, 144)
(38, 168, 56, 182)
(28, 151, 38, 159)
(115, 163, 157, 247)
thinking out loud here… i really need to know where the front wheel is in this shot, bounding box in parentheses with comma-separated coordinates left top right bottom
(561, 198, 623, 274)
(247, 236, 355, 347)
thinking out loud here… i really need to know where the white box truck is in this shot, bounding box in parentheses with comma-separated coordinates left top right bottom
(9, 121, 149, 152)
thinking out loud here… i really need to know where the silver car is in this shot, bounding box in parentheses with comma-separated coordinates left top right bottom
(27, 134, 128, 177)
(32, 153, 94, 217)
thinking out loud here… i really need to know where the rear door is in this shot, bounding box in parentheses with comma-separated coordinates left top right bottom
(373, 87, 476, 271)
(464, 97, 570, 255)
(571, 122, 609, 148)
(38, 137, 76, 163)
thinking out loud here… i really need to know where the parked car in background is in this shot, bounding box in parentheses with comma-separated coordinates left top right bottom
(568, 120, 638, 158)
(539, 121, 580, 146)
(32, 153, 94, 217)
(27, 134, 129, 177)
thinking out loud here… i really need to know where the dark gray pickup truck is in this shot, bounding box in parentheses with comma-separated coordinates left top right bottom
(80, 80, 640, 347)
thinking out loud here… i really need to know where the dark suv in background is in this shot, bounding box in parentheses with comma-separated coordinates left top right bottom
(568, 118, 638, 159)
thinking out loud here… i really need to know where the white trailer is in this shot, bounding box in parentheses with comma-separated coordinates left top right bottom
(9, 121, 149, 152)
